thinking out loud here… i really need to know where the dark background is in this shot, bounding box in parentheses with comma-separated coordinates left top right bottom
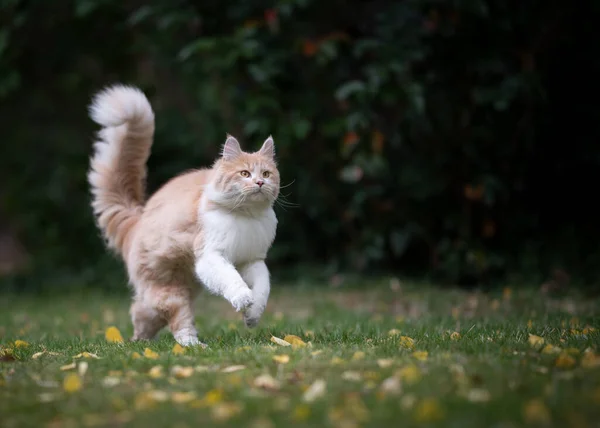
(1, 0, 599, 291)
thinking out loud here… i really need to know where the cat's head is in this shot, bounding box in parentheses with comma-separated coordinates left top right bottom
(208, 135, 280, 210)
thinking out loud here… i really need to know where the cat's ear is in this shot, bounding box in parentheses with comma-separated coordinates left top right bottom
(258, 135, 275, 158)
(221, 135, 242, 160)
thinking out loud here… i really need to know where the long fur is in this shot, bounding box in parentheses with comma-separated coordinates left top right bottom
(87, 84, 280, 347)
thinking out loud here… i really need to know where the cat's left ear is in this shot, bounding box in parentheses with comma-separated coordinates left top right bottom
(258, 135, 275, 158)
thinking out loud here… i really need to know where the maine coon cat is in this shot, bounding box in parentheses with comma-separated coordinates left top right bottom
(87, 85, 280, 347)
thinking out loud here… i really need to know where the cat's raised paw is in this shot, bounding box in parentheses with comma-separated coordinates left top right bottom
(229, 287, 254, 312)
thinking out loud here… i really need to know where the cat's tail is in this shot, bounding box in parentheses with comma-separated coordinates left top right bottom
(87, 85, 155, 257)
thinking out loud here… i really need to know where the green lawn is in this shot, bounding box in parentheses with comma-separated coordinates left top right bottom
(1, 280, 599, 427)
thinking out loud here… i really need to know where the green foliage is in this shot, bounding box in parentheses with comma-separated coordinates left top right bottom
(0, 0, 598, 284)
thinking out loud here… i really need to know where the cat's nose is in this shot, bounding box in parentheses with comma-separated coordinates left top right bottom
(256, 180, 264, 187)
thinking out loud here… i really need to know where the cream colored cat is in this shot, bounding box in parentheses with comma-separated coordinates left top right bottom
(88, 85, 279, 347)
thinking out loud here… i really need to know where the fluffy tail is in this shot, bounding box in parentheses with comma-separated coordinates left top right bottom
(87, 85, 155, 257)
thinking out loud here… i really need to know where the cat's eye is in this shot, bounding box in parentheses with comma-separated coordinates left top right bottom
(240, 170, 251, 178)
(262, 171, 271, 178)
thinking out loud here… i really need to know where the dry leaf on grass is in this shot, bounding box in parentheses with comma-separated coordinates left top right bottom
(380, 376, 402, 394)
(63, 373, 82, 393)
(212, 402, 243, 422)
(377, 359, 394, 368)
(388, 329, 401, 336)
(399, 336, 415, 350)
(73, 352, 100, 359)
(172, 344, 186, 355)
(144, 348, 159, 360)
(14, 340, 29, 348)
(582, 349, 600, 368)
(131, 352, 142, 359)
(450, 332, 461, 340)
(270, 336, 291, 347)
(467, 388, 491, 403)
(78, 361, 88, 377)
(528, 334, 545, 348)
(105, 326, 124, 343)
(60, 362, 76, 371)
(172, 366, 195, 378)
(221, 365, 246, 373)
(523, 399, 551, 424)
(412, 351, 428, 361)
(555, 353, 576, 369)
(414, 398, 444, 422)
(254, 374, 280, 391)
(148, 366, 163, 379)
(541, 344, 561, 355)
(171, 392, 196, 403)
(303, 379, 326, 402)
(352, 351, 366, 361)
(32, 351, 46, 359)
(102, 376, 120, 387)
(396, 365, 421, 384)
(283, 335, 306, 348)
(273, 355, 290, 364)
(341, 371, 362, 382)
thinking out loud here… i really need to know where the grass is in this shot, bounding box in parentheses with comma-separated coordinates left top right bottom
(1, 280, 600, 428)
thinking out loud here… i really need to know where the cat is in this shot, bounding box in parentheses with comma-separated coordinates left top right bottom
(87, 84, 279, 347)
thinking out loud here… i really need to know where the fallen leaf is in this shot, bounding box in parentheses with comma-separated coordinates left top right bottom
(450, 332, 461, 341)
(148, 366, 163, 379)
(283, 335, 307, 348)
(221, 365, 246, 373)
(172, 344, 186, 355)
(131, 352, 142, 359)
(270, 336, 291, 347)
(399, 336, 415, 350)
(303, 379, 326, 402)
(73, 352, 100, 359)
(330, 357, 345, 365)
(523, 399, 551, 424)
(581, 349, 600, 369)
(272, 355, 290, 364)
(528, 334, 545, 348)
(541, 344, 561, 355)
(380, 376, 402, 394)
(341, 371, 362, 382)
(352, 351, 366, 361)
(377, 359, 394, 368)
(293, 404, 311, 421)
(527, 320, 533, 329)
(467, 388, 491, 403)
(135, 390, 169, 409)
(105, 326, 124, 343)
(60, 362, 76, 371)
(32, 351, 46, 359)
(254, 374, 280, 391)
(78, 361, 88, 377)
(171, 392, 196, 403)
(212, 402, 243, 422)
(310, 350, 323, 357)
(414, 398, 444, 422)
(396, 365, 421, 384)
(171, 366, 195, 378)
(144, 348, 159, 360)
(14, 340, 29, 348)
(304, 330, 315, 338)
(102, 376, 121, 387)
(63, 373, 82, 393)
(555, 353, 576, 369)
(388, 329, 401, 336)
(412, 351, 428, 361)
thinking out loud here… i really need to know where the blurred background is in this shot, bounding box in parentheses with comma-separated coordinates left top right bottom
(1, 0, 599, 292)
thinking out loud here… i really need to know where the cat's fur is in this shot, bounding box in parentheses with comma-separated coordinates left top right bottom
(87, 84, 279, 347)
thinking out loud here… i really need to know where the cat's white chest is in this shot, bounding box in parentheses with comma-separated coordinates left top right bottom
(202, 209, 277, 265)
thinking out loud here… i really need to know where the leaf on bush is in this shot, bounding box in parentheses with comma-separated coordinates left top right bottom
(105, 326, 124, 343)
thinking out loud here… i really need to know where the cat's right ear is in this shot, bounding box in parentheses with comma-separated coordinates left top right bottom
(221, 135, 242, 160)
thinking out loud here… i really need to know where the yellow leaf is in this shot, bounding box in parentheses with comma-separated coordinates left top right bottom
(303, 379, 326, 402)
(254, 374, 280, 391)
(582, 326, 596, 335)
(528, 334, 545, 348)
(272, 354, 290, 364)
(388, 329, 401, 336)
(102, 376, 121, 387)
(74, 352, 100, 359)
(105, 326, 124, 343)
(523, 399, 551, 424)
(330, 357, 345, 365)
(236, 346, 252, 353)
(32, 351, 46, 359)
(581, 349, 600, 369)
(412, 351, 428, 361)
(304, 330, 315, 338)
(135, 390, 168, 409)
(172, 344, 186, 355)
(564, 347, 580, 356)
(450, 332, 461, 341)
(377, 358, 394, 368)
(171, 365, 194, 378)
(555, 353, 576, 369)
(60, 362, 76, 371)
(14, 340, 29, 348)
(541, 344, 561, 355)
(132, 352, 141, 359)
(341, 371, 362, 382)
(310, 350, 323, 357)
(352, 351, 366, 361)
(211, 403, 242, 422)
(293, 404, 311, 421)
(270, 336, 291, 346)
(221, 365, 246, 373)
(399, 336, 415, 350)
(171, 392, 197, 403)
(283, 335, 307, 348)
(148, 366, 164, 379)
(380, 376, 402, 395)
(527, 320, 533, 329)
(396, 364, 421, 384)
(414, 398, 444, 422)
(78, 361, 88, 377)
(144, 348, 159, 360)
(63, 373, 82, 393)
(204, 389, 224, 405)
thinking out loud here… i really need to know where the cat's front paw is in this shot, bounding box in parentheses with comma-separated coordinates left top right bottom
(174, 333, 208, 348)
(229, 287, 254, 312)
(243, 304, 265, 328)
